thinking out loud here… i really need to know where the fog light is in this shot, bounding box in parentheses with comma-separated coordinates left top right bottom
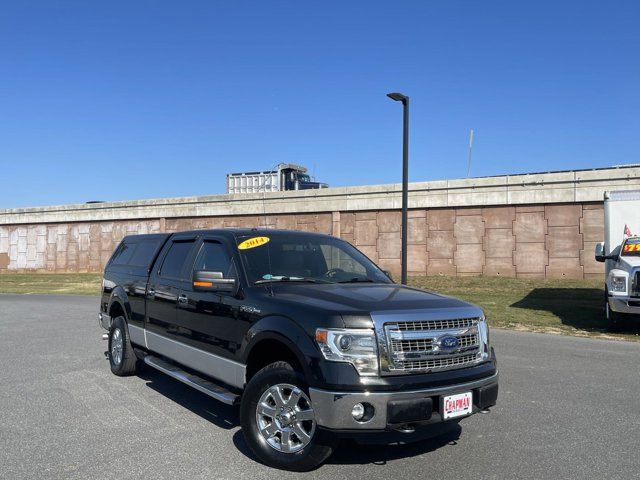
(352, 403, 365, 421)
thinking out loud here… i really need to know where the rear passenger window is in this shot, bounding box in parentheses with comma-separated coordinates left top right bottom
(128, 240, 159, 267)
(111, 243, 135, 265)
(160, 241, 194, 279)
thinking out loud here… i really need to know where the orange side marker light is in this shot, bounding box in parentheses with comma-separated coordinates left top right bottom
(315, 329, 328, 343)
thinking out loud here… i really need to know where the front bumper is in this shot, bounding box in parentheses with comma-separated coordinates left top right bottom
(609, 296, 640, 316)
(309, 371, 498, 431)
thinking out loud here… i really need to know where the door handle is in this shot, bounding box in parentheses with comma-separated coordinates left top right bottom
(178, 294, 189, 304)
(147, 288, 156, 298)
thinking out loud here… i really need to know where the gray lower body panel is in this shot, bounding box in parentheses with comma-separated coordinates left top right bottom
(128, 324, 146, 346)
(145, 330, 246, 389)
(97, 311, 245, 388)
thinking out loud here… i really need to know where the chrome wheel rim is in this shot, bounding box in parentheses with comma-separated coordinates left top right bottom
(255, 383, 316, 453)
(111, 328, 123, 366)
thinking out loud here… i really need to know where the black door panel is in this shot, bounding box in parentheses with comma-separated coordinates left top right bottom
(127, 274, 149, 329)
(145, 236, 198, 338)
(178, 290, 245, 357)
(145, 279, 183, 336)
(177, 238, 245, 361)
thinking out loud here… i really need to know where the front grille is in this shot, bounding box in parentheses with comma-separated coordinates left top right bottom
(389, 352, 481, 372)
(634, 271, 640, 297)
(382, 317, 483, 374)
(391, 317, 477, 331)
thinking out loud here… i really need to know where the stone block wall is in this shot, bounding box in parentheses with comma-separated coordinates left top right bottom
(0, 203, 604, 279)
(338, 203, 604, 279)
(0, 220, 163, 273)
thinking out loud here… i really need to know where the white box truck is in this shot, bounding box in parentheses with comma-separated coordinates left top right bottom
(226, 164, 328, 194)
(595, 190, 640, 327)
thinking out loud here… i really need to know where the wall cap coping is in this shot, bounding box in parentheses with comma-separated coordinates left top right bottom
(1, 165, 639, 225)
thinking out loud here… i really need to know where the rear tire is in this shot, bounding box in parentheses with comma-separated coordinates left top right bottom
(240, 361, 335, 471)
(108, 316, 138, 376)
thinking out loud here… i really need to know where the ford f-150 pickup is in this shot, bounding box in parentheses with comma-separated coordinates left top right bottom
(99, 228, 498, 471)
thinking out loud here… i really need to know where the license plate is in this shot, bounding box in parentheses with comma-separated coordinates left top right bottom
(442, 392, 473, 420)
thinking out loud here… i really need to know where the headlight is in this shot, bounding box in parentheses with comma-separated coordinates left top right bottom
(478, 315, 491, 360)
(315, 328, 378, 376)
(611, 275, 627, 293)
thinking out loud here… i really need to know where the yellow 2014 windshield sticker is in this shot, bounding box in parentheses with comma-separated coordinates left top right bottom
(238, 236, 270, 250)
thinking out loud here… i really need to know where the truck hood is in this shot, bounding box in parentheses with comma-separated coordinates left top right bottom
(620, 256, 640, 269)
(267, 283, 483, 328)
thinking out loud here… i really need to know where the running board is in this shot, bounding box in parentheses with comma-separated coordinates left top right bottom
(143, 355, 240, 405)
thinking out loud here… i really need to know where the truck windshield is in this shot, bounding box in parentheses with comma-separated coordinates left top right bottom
(621, 237, 640, 256)
(236, 233, 392, 285)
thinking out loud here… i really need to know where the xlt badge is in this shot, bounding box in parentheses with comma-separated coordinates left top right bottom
(239, 305, 261, 314)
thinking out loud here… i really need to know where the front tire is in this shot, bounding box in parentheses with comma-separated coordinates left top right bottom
(108, 316, 137, 376)
(240, 361, 335, 471)
(604, 286, 627, 332)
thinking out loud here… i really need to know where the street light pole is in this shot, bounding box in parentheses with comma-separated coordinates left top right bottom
(387, 92, 409, 285)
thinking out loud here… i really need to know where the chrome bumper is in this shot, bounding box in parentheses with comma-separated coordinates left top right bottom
(98, 312, 111, 330)
(309, 372, 498, 430)
(609, 296, 640, 315)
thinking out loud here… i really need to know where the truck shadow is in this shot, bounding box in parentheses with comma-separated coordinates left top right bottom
(510, 287, 640, 334)
(232, 423, 462, 468)
(138, 367, 240, 430)
(326, 424, 462, 466)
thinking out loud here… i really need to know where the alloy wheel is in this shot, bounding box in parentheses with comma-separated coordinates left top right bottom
(255, 383, 316, 453)
(111, 328, 123, 365)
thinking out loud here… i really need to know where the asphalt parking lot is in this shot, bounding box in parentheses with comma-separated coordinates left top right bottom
(1, 294, 639, 479)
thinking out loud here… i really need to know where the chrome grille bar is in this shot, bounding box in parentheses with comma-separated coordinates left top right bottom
(391, 317, 478, 331)
(388, 352, 481, 372)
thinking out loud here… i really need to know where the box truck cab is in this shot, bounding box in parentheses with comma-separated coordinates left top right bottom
(595, 190, 640, 327)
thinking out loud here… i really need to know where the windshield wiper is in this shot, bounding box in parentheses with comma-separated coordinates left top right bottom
(338, 277, 375, 283)
(255, 276, 327, 285)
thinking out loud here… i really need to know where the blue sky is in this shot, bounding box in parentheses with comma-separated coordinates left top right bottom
(1, 1, 639, 208)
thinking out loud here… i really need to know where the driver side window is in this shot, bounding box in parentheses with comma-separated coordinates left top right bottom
(319, 244, 367, 276)
(193, 241, 236, 279)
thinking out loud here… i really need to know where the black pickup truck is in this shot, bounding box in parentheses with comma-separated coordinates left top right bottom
(99, 229, 498, 471)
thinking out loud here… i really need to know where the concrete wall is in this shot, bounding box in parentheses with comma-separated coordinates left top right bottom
(0, 203, 605, 279)
(0, 166, 637, 278)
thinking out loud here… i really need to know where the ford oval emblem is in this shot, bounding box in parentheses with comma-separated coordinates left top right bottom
(439, 335, 460, 350)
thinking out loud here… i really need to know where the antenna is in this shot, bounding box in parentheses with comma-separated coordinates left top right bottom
(466, 129, 474, 178)
(260, 162, 279, 296)
(260, 162, 280, 228)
